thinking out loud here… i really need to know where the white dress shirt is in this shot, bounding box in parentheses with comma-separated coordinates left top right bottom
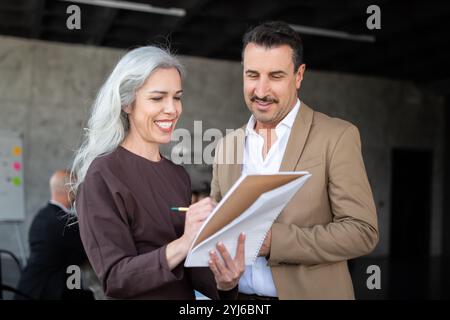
(239, 99, 301, 297)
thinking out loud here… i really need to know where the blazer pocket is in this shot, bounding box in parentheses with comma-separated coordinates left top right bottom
(297, 155, 324, 171)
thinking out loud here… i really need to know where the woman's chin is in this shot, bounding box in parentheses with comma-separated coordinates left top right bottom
(155, 135, 173, 145)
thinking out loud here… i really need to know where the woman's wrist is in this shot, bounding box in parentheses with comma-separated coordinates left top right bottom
(177, 235, 192, 256)
(166, 237, 190, 270)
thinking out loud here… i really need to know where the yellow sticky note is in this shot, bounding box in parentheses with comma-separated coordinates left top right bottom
(12, 146, 22, 157)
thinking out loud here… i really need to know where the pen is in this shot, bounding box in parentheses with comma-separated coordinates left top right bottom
(171, 207, 189, 212)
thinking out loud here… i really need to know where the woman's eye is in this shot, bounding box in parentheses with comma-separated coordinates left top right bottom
(150, 97, 163, 101)
(174, 96, 182, 101)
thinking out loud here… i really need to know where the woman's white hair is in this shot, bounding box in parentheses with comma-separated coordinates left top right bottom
(70, 46, 184, 200)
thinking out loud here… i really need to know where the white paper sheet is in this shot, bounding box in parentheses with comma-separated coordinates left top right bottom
(185, 172, 311, 267)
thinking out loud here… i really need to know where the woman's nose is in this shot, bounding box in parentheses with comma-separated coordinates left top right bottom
(163, 99, 177, 114)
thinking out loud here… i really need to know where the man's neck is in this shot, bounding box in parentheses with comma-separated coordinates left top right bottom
(50, 199, 69, 211)
(252, 99, 300, 160)
(254, 98, 298, 132)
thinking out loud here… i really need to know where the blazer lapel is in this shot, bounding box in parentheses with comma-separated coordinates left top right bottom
(279, 102, 314, 171)
(223, 127, 245, 192)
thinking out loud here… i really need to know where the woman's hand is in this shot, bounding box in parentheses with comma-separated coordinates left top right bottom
(166, 197, 216, 270)
(181, 197, 216, 249)
(209, 233, 246, 291)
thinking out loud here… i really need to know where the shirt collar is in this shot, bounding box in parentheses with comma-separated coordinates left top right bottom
(49, 199, 69, 213)
(245, 99, 301, 136)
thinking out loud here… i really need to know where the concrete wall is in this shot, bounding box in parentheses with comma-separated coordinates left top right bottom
(0, 35, 445, 262)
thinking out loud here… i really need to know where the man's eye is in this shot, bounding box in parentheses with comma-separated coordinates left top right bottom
(247, 74, 258, 79)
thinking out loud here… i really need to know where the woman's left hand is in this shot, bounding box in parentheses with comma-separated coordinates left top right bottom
(208, 233, 246, 291)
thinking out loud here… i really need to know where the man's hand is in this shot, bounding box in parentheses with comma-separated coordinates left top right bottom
(258, 229, 271, 257)
(208, 233, 246, 291)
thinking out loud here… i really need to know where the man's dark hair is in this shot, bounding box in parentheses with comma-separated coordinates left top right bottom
(242, 21, 304, 73)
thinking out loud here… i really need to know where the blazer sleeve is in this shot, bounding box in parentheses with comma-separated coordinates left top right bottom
(76, 170, 184, 299)
(210, 138, 223, 202)
(269, 124, 379, 266)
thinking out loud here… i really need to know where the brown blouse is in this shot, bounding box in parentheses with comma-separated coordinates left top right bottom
(76, 146, 232, 299)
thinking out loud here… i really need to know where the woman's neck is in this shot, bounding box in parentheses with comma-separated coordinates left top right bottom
(121, 136, 161, 162)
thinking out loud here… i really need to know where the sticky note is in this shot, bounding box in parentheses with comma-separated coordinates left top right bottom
(12, 162, 22, 171)
(12, 146, 22, 157)
(11, 176, 21, 187)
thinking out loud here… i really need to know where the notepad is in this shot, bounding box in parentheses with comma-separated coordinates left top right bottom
(184, 172, 311, 267)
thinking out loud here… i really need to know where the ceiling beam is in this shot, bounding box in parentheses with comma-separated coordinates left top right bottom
(30, 0, 46, 38)
(88, 8, 117, 45)
(59, 0, 185, 17)
(423, 77, 450, 95)
(171, 0, 213, 30)
(206, 1, 285, 57)
(166, 0, 214, 52)
(331, 17, 450, 77)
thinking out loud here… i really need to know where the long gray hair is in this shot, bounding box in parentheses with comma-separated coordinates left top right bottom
(70, 46, 184, 198)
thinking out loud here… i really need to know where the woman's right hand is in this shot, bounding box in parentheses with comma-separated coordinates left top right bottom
(181, 197, 217, 252)
(166, 197, 216, 270)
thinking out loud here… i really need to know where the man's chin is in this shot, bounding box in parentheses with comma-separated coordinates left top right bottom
(253, 113, 276, 125)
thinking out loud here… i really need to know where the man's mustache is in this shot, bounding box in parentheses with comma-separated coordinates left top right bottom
(250, 95, 279, 104)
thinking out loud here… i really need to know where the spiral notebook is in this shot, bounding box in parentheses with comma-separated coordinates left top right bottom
(184, 171, 311, 267)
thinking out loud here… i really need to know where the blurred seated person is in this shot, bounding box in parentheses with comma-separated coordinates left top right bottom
(15, 170, 94, 300)
(191, 182, 211, 204)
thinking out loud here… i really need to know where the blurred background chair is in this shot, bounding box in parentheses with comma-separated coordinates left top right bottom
(0, 249, 32, 300)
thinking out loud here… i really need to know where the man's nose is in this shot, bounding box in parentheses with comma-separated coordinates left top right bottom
(254, 78, 270, 97)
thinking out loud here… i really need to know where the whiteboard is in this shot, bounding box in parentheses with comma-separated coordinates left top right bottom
(0, 131, 25, 221)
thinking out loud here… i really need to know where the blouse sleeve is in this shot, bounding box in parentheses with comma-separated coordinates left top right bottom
(76, 169, 184, 299)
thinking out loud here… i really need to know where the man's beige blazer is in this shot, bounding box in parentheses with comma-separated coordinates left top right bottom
(211, 103, 379, 299)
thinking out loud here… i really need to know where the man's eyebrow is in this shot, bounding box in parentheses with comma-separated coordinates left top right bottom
(245, 70, 287, 76)
(269, 70, 288, 76)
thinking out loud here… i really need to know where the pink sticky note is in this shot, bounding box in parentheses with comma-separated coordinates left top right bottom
(12, 162, 22, 171)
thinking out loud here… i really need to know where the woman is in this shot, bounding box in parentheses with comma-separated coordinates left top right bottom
(71, 46, 244, 299)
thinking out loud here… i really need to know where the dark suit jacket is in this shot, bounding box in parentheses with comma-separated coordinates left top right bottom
(15, 202, 93, 300)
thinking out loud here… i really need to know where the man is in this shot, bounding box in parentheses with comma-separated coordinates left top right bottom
(210, 21, 379, 300)
(15, 170, 93, 300)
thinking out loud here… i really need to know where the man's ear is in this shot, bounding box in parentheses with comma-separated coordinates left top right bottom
(295, 64, 306, 89)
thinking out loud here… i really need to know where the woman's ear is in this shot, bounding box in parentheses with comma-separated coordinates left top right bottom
(122, 104, 132, 114)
